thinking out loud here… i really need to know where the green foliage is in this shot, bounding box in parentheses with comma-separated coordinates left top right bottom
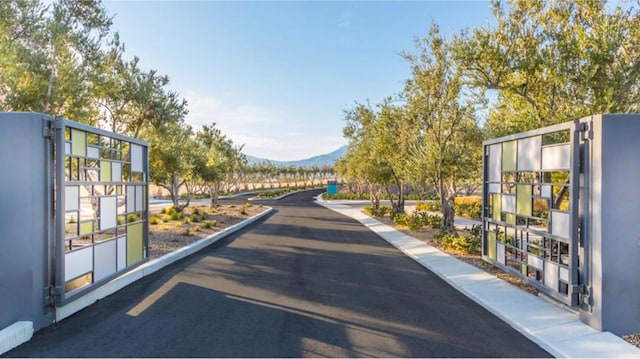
(416, 201, 440, 212)
(190, 214, 200, 223)
(363, 205, 391, 217)
(161, 215, 171, 223)
(435, 230, 481, 255)
(193, 208, 200, 215)
(170, 212, 180, 221)
(149, 215, 159, 225)
(452, 196, 482, 220)
(192, 226, 200, 232)
(183, 217, 191, 224)
(183, 228, 191, 236)
(127, 214, 136, 223)
(240, 207, 247, 215)
(393, 213, 424, 230)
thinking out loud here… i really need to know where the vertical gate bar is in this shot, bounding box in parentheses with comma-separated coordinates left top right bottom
(569, 121, 582, 306)
(53, 118, 66, 305)
(482, 143, 488, 257)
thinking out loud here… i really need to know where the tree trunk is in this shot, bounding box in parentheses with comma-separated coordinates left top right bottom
(438, 176, 456, 235)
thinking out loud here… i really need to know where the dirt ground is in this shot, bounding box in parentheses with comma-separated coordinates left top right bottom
(147, 202, 267, 259)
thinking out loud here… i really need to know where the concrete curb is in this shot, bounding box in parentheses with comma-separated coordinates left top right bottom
(315, 199, 640, 358)
(0, 322, 33, 356)
(55, 207, 274, 322)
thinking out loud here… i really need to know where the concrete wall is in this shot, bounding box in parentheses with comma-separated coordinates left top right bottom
(580, 114, 640, 335)
(0, 112, 54, 331)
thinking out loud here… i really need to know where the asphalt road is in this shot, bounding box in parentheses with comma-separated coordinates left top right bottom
(6, 190, 550, 357)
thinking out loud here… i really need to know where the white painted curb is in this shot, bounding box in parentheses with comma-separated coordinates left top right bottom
(55, 207, 274, 322)
(0, 321, 33, 355)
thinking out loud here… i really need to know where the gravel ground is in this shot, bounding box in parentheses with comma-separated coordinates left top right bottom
(147, 203, 267, 259)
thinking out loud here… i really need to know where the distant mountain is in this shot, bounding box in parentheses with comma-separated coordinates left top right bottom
(245, 145, 347, 167)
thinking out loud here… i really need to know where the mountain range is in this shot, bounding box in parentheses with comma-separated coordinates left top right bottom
(245, 145, 347, 167)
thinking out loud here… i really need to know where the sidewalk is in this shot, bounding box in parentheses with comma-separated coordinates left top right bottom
(316, 197, 640, 358)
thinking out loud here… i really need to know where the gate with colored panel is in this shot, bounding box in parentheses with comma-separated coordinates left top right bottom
(482, 121, 581, 307)
(0, 112, 148, 334)
(483, 114, 640, 335)
(54, 118, 149, 305)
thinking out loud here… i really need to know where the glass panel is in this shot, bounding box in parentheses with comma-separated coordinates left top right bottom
(65, 246, 93, 281)
(100, 160, 111, 182)
(65, 186, 79, 212)
(126, 223, 143, 265)
(131, 144, 143, 172)
(94, 240, 117, 282)
(71, 129, 86, 157)
(491, 193, 501, 221)
(79, 220, 93, 236)
(117, 236, 127, 271)
(488, 144, 502, 182)
(112, 162, 122, 182)
(99, 196, 117, 230)
(516, 185, 532, 216)
(487, 232, 497, 259)
(541, 144, 570, 170)
(502, 141, 517, 172)
(516, 136, 541, 171)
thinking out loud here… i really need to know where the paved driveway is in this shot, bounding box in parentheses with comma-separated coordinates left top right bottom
(5, 190, 549, 357)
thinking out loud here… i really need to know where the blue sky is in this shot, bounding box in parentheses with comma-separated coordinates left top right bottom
(103, 1, 495, 161)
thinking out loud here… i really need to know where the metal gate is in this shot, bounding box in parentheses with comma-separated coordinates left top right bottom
(51, 118, 149, 306)
(482, 121, 583, 307)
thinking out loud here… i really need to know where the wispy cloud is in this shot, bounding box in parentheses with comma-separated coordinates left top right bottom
(182, 91, 345, 161)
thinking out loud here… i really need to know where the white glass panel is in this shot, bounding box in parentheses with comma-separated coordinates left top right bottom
(551, 211, 570, 239)
(517, 136, 542, 171)
(135, 186, 143, 212)
(488, 144, 502, 182)
(100, 196, 117, 230)
(489, 183, 500, 194)
(541, 144, 570, 170)
(94, 240, 117, 282)
(527, 255, 543, 270)
(117, 236, 126, 271)
(541, 185, 552, 199)
(497, 242, 506, 264)
(126, 186, 135, 213)
(559, 267, 569, 282)
(79, 197, 94, 221)
(87, 146, 100, 159)
(131, 144, 143, 172)
(65, 142, 71, 155)
(545, 261, 559, 290)
(65, 186, 79, 211)
(112, 162, 122, 182)
(501, 195, 516, 213)
(65, 247, 93, 281)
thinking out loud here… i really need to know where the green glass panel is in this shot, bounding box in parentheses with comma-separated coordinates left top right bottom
(516, 185, 532, 216)
(502, 141, 516, 172)
(506, 213, 516, 225)
(100, 161, 111, 182)
(488, 232, 497, 260)
(79, 221, 93, 235)
(127, 222, 143, 265)
(71, 129, 86, 157)
(491, 194, 501, 221)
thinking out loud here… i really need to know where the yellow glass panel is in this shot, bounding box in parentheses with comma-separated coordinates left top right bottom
(117, 185, 123, 195)
(491, 194, 501, 222)
(502, 141, 516, 172)
(71, 129, 86, 157)
(79, 221, 93, 235)
(142, 186, 146, 210)
(100, 161, 111, 182)
(126, 222, 143, 265)
(516, 185, 532, 216)
(521, 263, 528, 275)
(506, 213, 516, 225)
(488, 232, 497, 260)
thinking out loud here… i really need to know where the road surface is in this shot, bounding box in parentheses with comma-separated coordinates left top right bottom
(5, 190, 550, 357)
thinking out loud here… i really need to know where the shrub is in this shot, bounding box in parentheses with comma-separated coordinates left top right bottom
(190, 215, 200, 222)
(162, 215, 171, 223)
(149, 215, 159, 225)
(193, 226, 200, 232)
(160, 225, 168, 231)
(173, 221, 181, 228)
(127, 214, 136, 223)
(184, 217, 191, 224)
(453, 196, 482, 220)
(436, 232, 481, 254)
(193, 208, 200, 215)
(363, 205, 391, 217)
(160, 208, 167, 214)
(203, 221, 212, 229)
(418, 212, 442, 228)
(393, 213, 424, 230)
(183, 228, 191, 236)
(416, 201, 441, 212)
(240, 207, 247, 215)
(170, 212, 180, 221)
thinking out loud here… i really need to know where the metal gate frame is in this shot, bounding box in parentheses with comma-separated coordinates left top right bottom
(52, 119, 149, 306)
(482, 121, 583, 307)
